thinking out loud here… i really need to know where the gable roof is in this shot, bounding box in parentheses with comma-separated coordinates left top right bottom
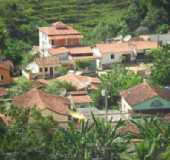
(120, 82, 170, 106)
(56, 74, 100, 90)
(69, 91, 92, 104)
(68, 47, 93, 56)
(95, 40, 158, 55)
(35, 57, 59, 66)
(12, 88, 70, 115)
(39, 21, 82, 37)
(48, 46, 93, 57)
(48, 47, 69, 56)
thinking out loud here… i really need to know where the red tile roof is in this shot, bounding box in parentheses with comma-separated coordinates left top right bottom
(48, 46, 93, 57)
(56, 74, 100, 90)
(48, 35, 83, 40)
(68, 47, 93, 56)
(13, 88, 70, 115)
(121, 82, 170, 106)
(69, 91, 92, 104)
(48, 47, 69, 56)
(39, 21, 82, 37)
(35, 57, 59, 66)
(96, 40, 158, 55)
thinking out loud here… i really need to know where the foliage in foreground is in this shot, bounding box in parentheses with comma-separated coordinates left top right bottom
(0, 105, 170, 160)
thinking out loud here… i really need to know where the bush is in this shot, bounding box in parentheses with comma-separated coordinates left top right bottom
(44, 80, 76, 95)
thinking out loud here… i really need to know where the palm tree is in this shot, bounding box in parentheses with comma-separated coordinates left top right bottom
(128, 117, 170, 160)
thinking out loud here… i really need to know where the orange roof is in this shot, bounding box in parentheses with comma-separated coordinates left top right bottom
(13, 88, 70, 115)
(48, 47, 69, 56)
(56, 74, 100, 90)
(68, 47, 93, 56)
(96, 40, 158, 55)
(0, 63, 10, 71)
(69, 91, 92, 104)
(48, 35, 83, 40)
(39, 21, 82, 36)
(35, 57, 59, 66)
(121, 82, 170, 106)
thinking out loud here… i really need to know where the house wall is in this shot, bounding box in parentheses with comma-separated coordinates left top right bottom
(38, 64, 59, 77)
(121, 97, 133, 113)
(39, 31, 51, 57)
(0, 68, 12, 85)
(41, 109, 68, 126)
(101, 53, 122, 65)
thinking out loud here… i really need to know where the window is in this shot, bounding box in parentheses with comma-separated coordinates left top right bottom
(51, 40, 55, 46)
(0, 75, 4, 81)
(45, 67, 48, 72)
(111, 54, 115, 59)
(39, 68, 43, 72)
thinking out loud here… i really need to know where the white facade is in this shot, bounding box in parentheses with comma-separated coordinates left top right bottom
(121, 97, 132, 113)
(93, 47, 127, 69)
(24, 62, 60, 79)
(39, 31, 52, 57)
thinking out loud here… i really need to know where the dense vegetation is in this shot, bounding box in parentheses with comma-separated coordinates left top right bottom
(0, 0, 170, 64)
(0, 105, 170, 160)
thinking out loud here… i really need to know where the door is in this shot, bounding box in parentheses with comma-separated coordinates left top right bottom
(50, 67, 53, 77)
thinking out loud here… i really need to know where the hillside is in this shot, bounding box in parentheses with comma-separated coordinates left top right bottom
(31, 0, 131, 42)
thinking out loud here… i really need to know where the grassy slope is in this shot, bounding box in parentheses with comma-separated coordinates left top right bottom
(32, 0, 130, 38)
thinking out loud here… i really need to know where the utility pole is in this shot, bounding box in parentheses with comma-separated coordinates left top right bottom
(101, 89, 108, 121)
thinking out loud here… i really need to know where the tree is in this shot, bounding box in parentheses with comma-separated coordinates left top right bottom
(9, 77, 33, 96)
(128, 117, 170, 160)
(150, 46, 170, 86)
(44, 80, 76, 95)
(92, 64, 142, 109)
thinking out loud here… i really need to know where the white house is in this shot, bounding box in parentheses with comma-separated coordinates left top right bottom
(39, 21, 83, 57)
(24, 57, 60, 79)
(120, 82, 170, 117)
(93, 40, 158, 70)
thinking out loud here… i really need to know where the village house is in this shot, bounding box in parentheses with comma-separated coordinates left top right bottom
(12, 88, 71, 125)
(92, 40, 158, 70)
(120, 82, 170, 117)
(23, 57, 61, 79)
(38, 21, 96, 66)
(56, 73, 101, 91)
(0, 60, 13, 85)
(68, 91, 92, 108)
(39, 21, 83, 57)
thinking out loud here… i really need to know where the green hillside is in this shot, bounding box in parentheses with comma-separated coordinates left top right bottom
(30, 0, 131, 42)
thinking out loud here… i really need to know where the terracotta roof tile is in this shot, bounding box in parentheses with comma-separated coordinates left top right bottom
(35, 57, 59, 66)
(69, 91, 92, 104)
(96, 40, 158, 55)
(13, 88, 70, 115)
(39, 21, 82, 36)
(121, 82, 170, 106)
(68, 47, 93, 56)
(48, 47, 69, 56)
(56, 74, 100, 90)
